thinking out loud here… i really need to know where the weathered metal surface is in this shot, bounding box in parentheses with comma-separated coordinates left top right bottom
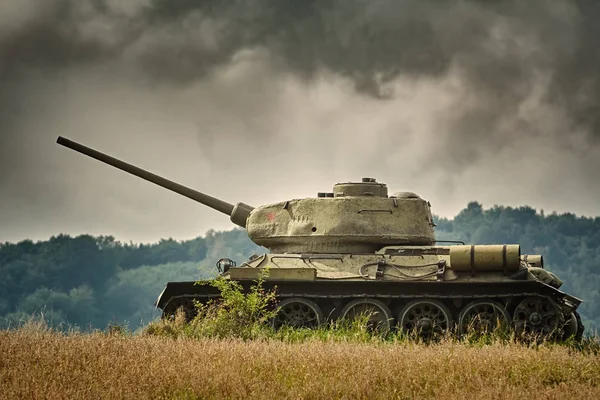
(229, 267, 317, 281)
(449, 245, 521, 272)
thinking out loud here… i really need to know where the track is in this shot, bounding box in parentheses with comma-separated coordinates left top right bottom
(157, 280, 583, 339)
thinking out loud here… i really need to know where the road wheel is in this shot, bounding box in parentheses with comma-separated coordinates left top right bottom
(513, 296, 563, 340)
(398, 299, 452, 339)
(340, 298, 393, 334)
(273, 298, 323, 329)
(162, 297, 197, 322)
(458, 300, 511, 336)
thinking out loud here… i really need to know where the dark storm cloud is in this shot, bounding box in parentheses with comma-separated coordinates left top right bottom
(3, 0, 599, 151)
(1, 0, 599, 242)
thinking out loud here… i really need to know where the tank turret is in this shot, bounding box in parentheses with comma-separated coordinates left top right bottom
(57, 137, 435, 253)
(246, 180, 435, 253)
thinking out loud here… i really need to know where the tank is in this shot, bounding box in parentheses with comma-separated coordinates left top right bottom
(57, 136, 584, 339)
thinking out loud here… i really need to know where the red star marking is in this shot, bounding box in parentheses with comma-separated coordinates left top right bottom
(267, 212, 276, 221)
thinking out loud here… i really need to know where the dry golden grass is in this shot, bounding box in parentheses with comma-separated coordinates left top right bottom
(1, 327, 599, 400)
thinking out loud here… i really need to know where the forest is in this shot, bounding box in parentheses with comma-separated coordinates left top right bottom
(1, 202, 599, 332)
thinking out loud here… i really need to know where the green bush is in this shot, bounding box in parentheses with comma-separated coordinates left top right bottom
(145, 273, 278, 340)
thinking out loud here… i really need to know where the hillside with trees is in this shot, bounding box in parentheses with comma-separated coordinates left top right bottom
(1, 203, 598, 332)
(0, 229, 263, 331)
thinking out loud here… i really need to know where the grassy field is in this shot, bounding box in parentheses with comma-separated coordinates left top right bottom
(1, 326, 600, 400)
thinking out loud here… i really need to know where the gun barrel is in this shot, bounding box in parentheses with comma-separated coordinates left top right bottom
(56, 136, 237, 216)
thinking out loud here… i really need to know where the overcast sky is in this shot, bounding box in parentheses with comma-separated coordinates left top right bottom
(1, 0, 599, 244)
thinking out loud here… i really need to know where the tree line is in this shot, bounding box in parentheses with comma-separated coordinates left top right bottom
(0, 229, 262, 330)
